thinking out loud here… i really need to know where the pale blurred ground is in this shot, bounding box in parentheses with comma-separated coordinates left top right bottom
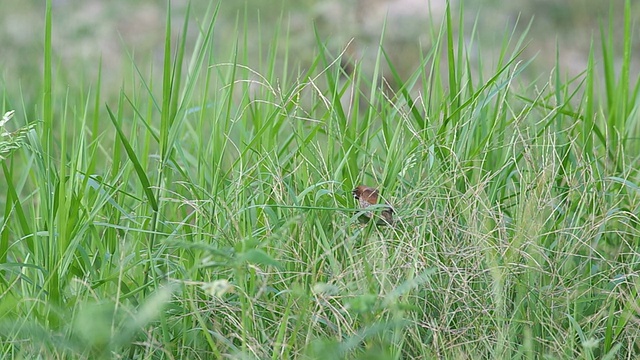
(1, 0, 638, 99)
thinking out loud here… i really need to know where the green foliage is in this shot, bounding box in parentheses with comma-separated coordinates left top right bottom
(1, 0, 640, 359)
(0, 111, 36, 161)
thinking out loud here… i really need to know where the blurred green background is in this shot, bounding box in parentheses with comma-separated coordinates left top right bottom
(2, 0, 638, 102)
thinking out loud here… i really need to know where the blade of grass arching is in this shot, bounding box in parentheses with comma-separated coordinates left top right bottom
(105, 105, 158, 212)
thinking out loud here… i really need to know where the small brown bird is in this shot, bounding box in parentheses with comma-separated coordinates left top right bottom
(352, 185, 394, 226)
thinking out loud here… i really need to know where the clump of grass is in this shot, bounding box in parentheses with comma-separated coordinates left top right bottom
(0, 110, 36, 161)
(1, 0, 639, 359)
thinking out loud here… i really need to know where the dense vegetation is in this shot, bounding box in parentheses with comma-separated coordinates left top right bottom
(1, 1, 640, 359)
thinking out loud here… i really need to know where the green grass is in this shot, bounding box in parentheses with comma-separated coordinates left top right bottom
(2, 0, 640, 359)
